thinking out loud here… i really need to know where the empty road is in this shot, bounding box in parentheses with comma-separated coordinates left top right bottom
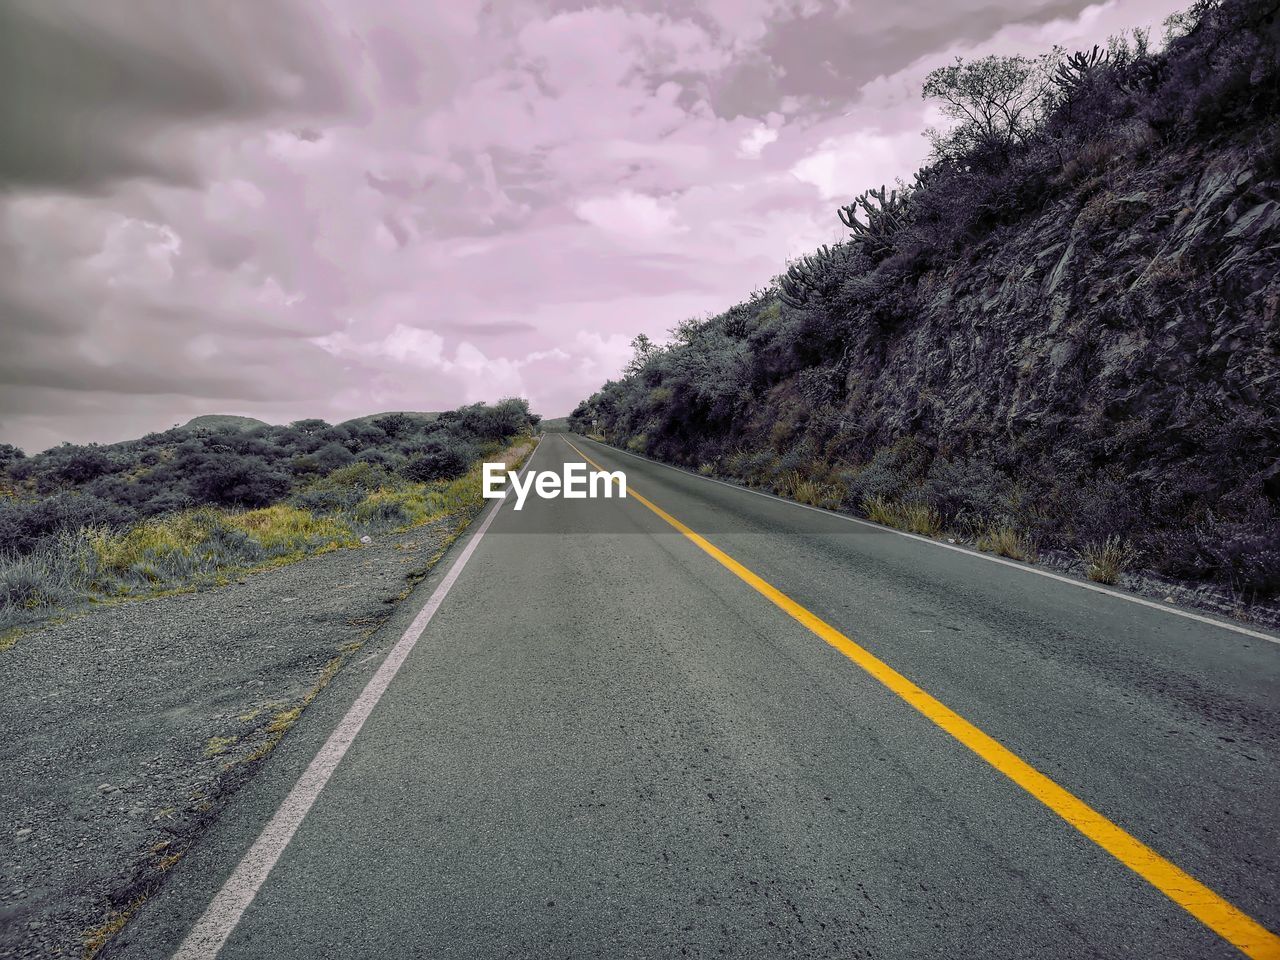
(114, 433, 1279, 959)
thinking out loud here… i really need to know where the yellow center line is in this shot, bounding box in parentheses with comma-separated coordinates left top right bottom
(562, 436, 1280, 960)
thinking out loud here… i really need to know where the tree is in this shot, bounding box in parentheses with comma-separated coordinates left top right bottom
(626, 334, 658, 375)
(922, 54, 1059, 165)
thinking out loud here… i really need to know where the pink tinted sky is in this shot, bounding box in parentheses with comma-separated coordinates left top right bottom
(1, 0, 1186, 452)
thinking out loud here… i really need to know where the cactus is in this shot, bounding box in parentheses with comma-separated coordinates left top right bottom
(838, 185, 912, 257)
(1052, 45, 1110, 92)
(779, 244, 847, 308)
(1118, 55, 1165, 94)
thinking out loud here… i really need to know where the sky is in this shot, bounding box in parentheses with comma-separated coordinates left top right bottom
(0, 0, 1188, 452)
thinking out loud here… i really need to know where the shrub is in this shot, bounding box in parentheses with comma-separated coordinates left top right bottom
(0, 443, 25, 469)
(187, 453, 292, 508)
(0, 493, 137, 555)
(1080, 536, 1141, 584)
(0, 533, 96, 621)
(457, 397, 533, 441)
(373, 413, 416, 439)
(351, 495, 410, 528)
(921, 457, 1017, 529)
(350, 447, 393, 468)
(976, 525, 1038, 562)
(840, 439, 933, 510)
(402, 439, 473, 482)
(290, 486, 363, 514)
(292, 441, 356, 476)
(52, 446, 117, 485)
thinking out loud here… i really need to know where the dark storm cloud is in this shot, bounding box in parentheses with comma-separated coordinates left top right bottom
(0, 0, 351, 191)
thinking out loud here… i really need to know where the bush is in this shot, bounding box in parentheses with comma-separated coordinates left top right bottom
(922, 457, 1018, 529)
(0, 533, 95, 618)
(373, 413, 416, 439)
(0, 443, 24, 469)
(0, 493, 137, 555)
(402, 439, 473, 482)
(52, 445, 117, 486)
(187, 453, 292, 508)
(458, 397, 533, 441)
(840, 439, 932, 509)
(1080, 536, 1142, 584)
(292, 441, 356, 476)
(290, 486, 363, 514)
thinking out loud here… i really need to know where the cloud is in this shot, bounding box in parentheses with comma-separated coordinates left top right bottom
(575, 190, 686, 239)
(790, 128, 931, 200)
(0, 0, 1191, 452)
(0, 0, 353, 191)
(738, 123, 780, 158)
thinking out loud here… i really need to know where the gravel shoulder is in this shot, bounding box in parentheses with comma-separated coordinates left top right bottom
(0, 514, 469, 959)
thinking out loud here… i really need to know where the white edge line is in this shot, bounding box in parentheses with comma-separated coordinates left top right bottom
(574, 435, 1280, 646)
(171, 436, 544, 960)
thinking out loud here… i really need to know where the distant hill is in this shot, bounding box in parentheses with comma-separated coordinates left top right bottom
(174, 412, 443, 435)
(539, 417, 570, 433)
(178, 415, 271, 433)
(338, 411, 439, 430)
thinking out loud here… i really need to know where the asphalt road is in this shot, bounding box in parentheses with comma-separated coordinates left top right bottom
(114, 433, 1279, 959)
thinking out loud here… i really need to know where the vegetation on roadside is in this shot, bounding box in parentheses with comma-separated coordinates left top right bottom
(0, 399, 540, 634)
(571, 0, 1280, 601)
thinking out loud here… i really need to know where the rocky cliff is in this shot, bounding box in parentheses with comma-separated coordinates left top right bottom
(574, 0, 1280, 601)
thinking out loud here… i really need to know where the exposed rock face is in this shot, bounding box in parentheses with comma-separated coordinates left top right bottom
(814, 138, 1274, 555)
(853, 143, 1278, 489)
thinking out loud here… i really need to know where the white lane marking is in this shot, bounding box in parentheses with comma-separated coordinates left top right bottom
(576, 436, 1280, 646)
(172, 437, 544, 960)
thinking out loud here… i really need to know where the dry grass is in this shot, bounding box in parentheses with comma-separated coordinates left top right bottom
(1079, 535, 1140, 584)
(226, 504, 357, 556)
(976, 525, 1037, 562)
(0, 625, 24, 652)
(82, 896, 145, 960)
(862, 495, 943, 536)
(203, 735, 237, 758)
(776, 471, 842, 509)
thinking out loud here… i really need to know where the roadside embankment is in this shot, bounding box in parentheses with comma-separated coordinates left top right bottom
(0, 439, 533, 960)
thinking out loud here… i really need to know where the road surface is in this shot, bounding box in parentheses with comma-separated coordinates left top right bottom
(114, 433, 1279, 959)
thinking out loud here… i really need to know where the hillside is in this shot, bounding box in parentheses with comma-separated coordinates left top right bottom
(178, 415, 270, 433)
(338, 411, 439, 430)
(571, 0, 1280, 603)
